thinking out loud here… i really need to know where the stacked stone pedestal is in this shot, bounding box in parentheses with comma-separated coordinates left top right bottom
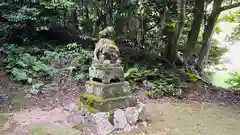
(81, 63, 137, 112)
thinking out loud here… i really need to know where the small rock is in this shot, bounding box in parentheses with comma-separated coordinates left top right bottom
(142, 121, 148, 128)
(137, 102, 147, 121)
(124, 107, 138, 125)
(123, 123, 132, 132)
(91, 112, 114, 135)
(125, 102, 147, 125)
(114, 109, 129, 130)
(136, 121, 148, 129)
(79, 108, 89, 116)
(71, 113, 85, 125)
(27, 78, 33, 84)
(64, 103, 77, 112)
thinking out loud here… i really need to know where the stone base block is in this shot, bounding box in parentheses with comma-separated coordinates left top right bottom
(80, 93, 137, 112)
(96, 96, 137, 112)
(89, 66, 124, 84)
(85, 81, 131, 98)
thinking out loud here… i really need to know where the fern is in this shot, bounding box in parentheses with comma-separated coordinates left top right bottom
(6, 46, 52, 82)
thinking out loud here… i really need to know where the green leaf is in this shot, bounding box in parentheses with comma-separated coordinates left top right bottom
(16, 61, 27, 67)
(186, 72, 198, 81)
(32, 83, 44, 89)
(74, 73, 89, 80)
(11, 68, 28, 81)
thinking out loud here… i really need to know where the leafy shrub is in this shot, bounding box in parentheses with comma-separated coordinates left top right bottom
(226, 72, 240, 90)
(60, 43, 93, 80)
(124, 67, 183, 98)
(6, 45, 52, 82)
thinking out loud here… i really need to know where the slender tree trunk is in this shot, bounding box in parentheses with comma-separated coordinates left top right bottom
(106, 0, 113, 26)
(195, 0, 222, 71)
(183, 0, 204, 63)
(165, 0, 185, 63)
(71, 8, 78, 29)
(157, 7, 167, 49)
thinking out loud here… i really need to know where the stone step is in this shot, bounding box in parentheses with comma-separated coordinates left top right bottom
(79, 93, 137, 112)
(85, 81, 131, 98)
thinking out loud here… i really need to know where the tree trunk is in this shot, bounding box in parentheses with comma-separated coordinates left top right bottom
(195, 0, 222, 71)
(165, 0, 185, 63)
(183, 0, 204, 63)
(157, 7, 167, 49)
(71, 8, 78, 29)
(106, 0, 113, 26)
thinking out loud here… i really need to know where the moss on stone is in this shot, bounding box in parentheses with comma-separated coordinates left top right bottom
(92, 96, 136, 112)
(86, 80, 103, 85)
(78, 105, 99, 113)
(80, 93, 104, 102)
(79, 93, 105, 108)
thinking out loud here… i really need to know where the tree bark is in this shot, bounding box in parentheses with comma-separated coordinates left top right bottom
(183, 0, 204, 63)
(71, 8, 78, 29)
(195, 0, 222, 71)
(165, 0, 185, 63)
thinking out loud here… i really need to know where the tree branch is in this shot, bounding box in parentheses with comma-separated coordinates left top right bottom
(220, 2, 240, 11)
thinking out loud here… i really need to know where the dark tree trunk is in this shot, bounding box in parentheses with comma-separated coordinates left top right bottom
(71, 8, 78, 29)
(183, 0, 204, 63)
(165, 0, 185, 63)
(195, 0, 222, 71)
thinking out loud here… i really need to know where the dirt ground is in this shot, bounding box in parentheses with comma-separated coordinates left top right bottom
(118, 102, 240, 135)
(1, 73, 240, 135)
(1, 101, 240, 135)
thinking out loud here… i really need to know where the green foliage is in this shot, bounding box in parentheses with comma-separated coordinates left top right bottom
(220, 11, 240, 23)
(186, 72, 198, 81)
(226, 24, 240, 41)
(60, 43, 92, 80)
(208, 40, 228, 65)
(195, 34, 228, 65)
(226, 72, 240, 90)
(125, 67, 183, 98)
(74, 73, 89, 81)
(32, 82, 44, 89)
(6, 45, 51, 81)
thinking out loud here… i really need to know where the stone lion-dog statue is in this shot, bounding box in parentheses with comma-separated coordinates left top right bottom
(93, 26, 121, 65)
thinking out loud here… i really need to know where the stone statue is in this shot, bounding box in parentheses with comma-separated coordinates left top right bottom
(83, 26, 136, 112)
(93, 26, 121, 66)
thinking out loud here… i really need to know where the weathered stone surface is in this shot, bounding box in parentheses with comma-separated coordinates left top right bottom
(71, 112, 85, 125)
(80, 93, 137, 112)
(79, 108, 89, 116)
(124, 102, 146, 125)
(89, 66, 124, 84)
(64, 103, 77, 112)
(91, 112, 114, 135)
(85, 81, 131, 98)
(96, 96, 136, 112)
(65, 102, 149, 134)
(113, 109, 129, 130)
